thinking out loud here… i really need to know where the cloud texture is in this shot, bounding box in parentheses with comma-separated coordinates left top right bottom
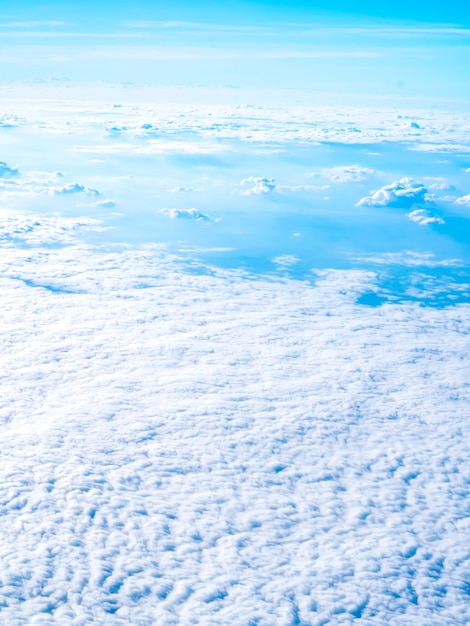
(0, 210, 469, 625)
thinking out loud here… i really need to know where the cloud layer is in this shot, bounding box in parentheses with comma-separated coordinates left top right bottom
(0, 208, 469, 625)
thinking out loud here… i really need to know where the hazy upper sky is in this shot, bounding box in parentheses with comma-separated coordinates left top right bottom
(1, 1, 469, 101)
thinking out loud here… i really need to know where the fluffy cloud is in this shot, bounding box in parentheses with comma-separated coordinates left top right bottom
(455, 194, 470, 206)
(0, 170, 101, 199)
(0, 208, 104, 245)
(241, 176, 278, 194)
(406, 209, 445, 225)
(1, 219, 470, 625)
(1, 94, 470, 625)
(240, 178, 315, 195)
(357, 178, 430, 209)
(50, 182, 99, 196)
(271, 254, 300, 268)
(159, 207, 213, 222)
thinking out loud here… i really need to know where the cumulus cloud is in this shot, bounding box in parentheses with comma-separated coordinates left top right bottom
(50, 182, 100, 196)
(159, 207, 214, 222)
(241, 176, 278, 194)
(0, 208, 104, 245)
(357, 178, 430, 209)
(455, 194, 470, 206)
(406, 208, 445, 225)
(312, 165, 375, 182)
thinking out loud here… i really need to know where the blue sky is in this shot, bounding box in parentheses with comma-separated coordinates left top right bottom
(1, 1, 469, 102)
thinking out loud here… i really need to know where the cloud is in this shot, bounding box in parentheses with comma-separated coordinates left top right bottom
(355, 251, 462, 267)
(455, 194, 470, 206)
(2, 97, 470, 625)
(0, 161, 18, 177)
(87, 199, 116, 209)
(1, 217, 470, 625)
(0, 208, 104, 245)
(312, 165, 375, 182)
(406, 209, 445, 225)
(0, 114, 25, 128)
(241, 177, 278, 194)
(428, 181, 454, 191)
(159, 207, 214, 222)
(271, 254, 301, 268)
(50, 182, 99, 196)
(357, 178, 430, 209)
(74, 140, 229, 156)
(168, 186, 205, 193)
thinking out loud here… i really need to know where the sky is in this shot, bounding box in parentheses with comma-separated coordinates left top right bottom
(2, 2, 470, 624)
(0, 0, 469, 101)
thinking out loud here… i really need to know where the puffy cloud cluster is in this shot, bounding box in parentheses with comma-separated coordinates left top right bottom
(0, 207, 103, 245)
(357, 178, 430, 209)
(406, 209, 445, 225)
(50, 182, 99, 196)
(455, 194, 470, 207)
(241, 177, 278, 194)
(159, 207, 213, 222)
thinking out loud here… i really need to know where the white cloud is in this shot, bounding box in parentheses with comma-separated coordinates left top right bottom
(88, 199, 116, 209)
(406, 209, 445, 225)
(241, 177, 278, 194)
(455, 194, 470, 206)
(1, 218, 469, 624)
(0, 114, 25, 128)
(74, 141, 229, 156)
(0, 170, 101, 199)
(428, 181, 454, 191)
(0, 208, 104, 245)
(355, 251, 462, 267)
(1, 96, 470, 624)
(159, 207, 214, 222)
(271, 254, 301, 268)
(312, 165, 375, 182)
(357, 178, 430, 209)
(50, 182, 99, 196)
